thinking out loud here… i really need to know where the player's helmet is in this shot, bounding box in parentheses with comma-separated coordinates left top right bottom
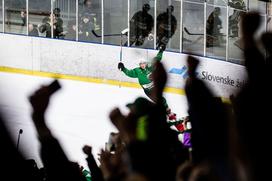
(139, 60, 147, 65)
(143, 4, 151, 12)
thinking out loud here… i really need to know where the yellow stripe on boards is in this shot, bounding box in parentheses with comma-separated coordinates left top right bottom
(0, 66, 231, 103)
(0, 66, 154, 90)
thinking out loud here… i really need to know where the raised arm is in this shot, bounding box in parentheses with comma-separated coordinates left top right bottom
(148, 50, 164, 69)
(83, 145, 104, 181)
(118, 62, 138, 78)
(29, 80, 81, 181)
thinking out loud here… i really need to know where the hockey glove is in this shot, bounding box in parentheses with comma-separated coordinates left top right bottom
(118, 62, 125, 71)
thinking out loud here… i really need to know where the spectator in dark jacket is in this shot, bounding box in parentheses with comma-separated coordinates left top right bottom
(39, 8, 64, 38)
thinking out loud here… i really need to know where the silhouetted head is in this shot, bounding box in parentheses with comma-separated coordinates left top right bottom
(176, 162, 194, 181)
(142, 4, 150, 13)
(167, 5, 174, 14)
(126, 97, 153, 118)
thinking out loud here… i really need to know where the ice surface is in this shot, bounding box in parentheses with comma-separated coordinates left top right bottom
(0, 72, 188, 169)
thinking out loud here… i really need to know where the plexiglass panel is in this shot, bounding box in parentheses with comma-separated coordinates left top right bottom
(229, 0, 247, 10)
(184, 0, 204, 3)
(78, 0, 102, 43)
(1, 0, 271, 65)
(206, 4, 227, 60)
(0, 1, 3, 32)
(249, 0, 266, 15)
(4, 0, 27, 34)
(128, 0, 155, 49)
(207, 0, 227, 7)
(182, 1, 204, 56)
(267, 2, 272, 31)
(228, 7, 246, 64)
(104, 0, 128, 45)
(29, 0, 50, 37)
(51, 0, 77, 40)
(157, 0, 180, 52)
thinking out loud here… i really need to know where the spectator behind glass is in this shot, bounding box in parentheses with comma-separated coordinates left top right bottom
(125, 3, 154, 47)
(39, 8, 64, 38)
(79, 12, 96, 41)
(79, 0, 101, 41)
(78, 0, 100, 42)
(206, 7, 223, 47)
(20, 10, 26, 26)
(82, 0, 100, 30)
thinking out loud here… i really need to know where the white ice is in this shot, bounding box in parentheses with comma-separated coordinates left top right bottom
(0, 72, 188, 169)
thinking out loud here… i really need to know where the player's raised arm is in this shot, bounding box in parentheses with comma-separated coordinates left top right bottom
(118, 62, 138, 78)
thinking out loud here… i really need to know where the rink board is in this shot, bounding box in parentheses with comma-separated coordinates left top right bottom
(0, 33, 247, 98)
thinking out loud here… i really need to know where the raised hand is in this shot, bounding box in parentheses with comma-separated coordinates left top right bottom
(29, 80, 61, 116)
(118, 62, 125, 71)
(98, 149, 114, 180)
(109, 108, 136, 143)
(82, 145, 93, 156)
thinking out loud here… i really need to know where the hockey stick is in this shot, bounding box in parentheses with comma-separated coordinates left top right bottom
(118, 33, 123, 88)
(92, 30, 121, 37)
(184, 27, 204, 36)
(120, 34, 123, 62)
(184, 27, 226, 38)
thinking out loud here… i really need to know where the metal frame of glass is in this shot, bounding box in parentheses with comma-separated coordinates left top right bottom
(0, 0, 271, 65)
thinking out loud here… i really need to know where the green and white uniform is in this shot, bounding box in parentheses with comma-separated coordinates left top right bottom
(122, 51, 168, 109)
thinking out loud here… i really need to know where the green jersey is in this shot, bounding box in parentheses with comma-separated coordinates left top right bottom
(122, 51, 163, 90)
(82, 169, 92, 181)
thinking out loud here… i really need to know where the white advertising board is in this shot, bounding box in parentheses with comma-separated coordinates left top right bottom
(0, 33, 247, 98)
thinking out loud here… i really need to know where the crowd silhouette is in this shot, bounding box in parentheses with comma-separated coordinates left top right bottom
(0, 11, 272, 181)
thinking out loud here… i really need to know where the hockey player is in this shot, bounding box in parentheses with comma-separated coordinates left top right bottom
(118, 50, 171, 114)
(229, 0, 246, 10)
(125, 4, 154, 47)
(156, 5, 177, 51)
(229, 0, 246, 38)
(206, 7, 223, 47)
(167, 115, 192, 148)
